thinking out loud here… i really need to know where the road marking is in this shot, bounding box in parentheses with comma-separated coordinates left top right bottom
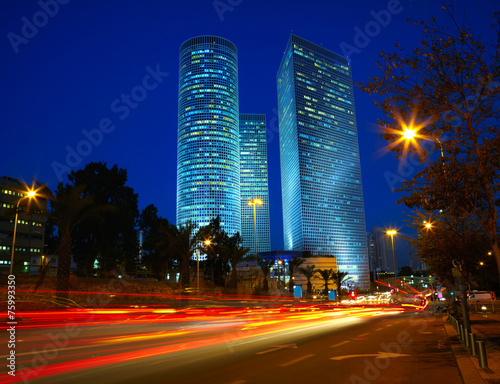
(331, 341, 350, 348)
(385, 324, 393, 327)
(358, 333, 370, 337)
(375, 327, 384, 331)
(280, 354, 315, 367)
(331, 352, 411, 361)
(256, 344, 297, 354)
(351, 338, 367, 341)
(419, 331, 433, 334)
(438, 340, 448, 349)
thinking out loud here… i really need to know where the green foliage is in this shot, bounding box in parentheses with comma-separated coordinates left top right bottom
(168, 221, 199, 286)
(298, 264, 316, 293)
(223, 232, 250, 290)
(257, 258, 274, 292)
(197, 216, 230, 285)
(287, 257, 305, 293)
(66, 162, 140, 275)
(357, 9, 500, 279)
(398, 266, 414, 277)
(331, 271, 349, 301)
(139, 204, 172, 279)
(316, 268, 333, 295)
(38, 182, 98, 301)
(405, 209, 493, 288)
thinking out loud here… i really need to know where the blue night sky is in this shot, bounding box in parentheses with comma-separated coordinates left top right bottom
(1, 0, 497, 268)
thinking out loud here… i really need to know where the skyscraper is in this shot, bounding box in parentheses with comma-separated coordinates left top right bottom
(371, 227, 397, 274)
(240, 114, 271, 255)
(366, 232, 377, 272)
(177, 36, 241, 235)
(277, 34, 369, 288)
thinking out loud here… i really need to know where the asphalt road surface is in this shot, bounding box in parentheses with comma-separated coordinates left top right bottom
(1, 306, 463, 384)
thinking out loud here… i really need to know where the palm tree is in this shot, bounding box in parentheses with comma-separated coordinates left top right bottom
(331, 271, 349, 301)
(298, 265, 316, 294)
(222, 233, 250, 290)
(257, 258, 274, 293)
(316, 268, 333, 296)
(167, 222, 199, 287)
(229, 246, 250, 290)
(287, 257, 305, 293)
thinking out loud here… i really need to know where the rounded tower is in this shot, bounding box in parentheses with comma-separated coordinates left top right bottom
(177, 36, 240, 235)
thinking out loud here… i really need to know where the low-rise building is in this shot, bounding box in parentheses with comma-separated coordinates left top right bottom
(0, 176, 46, 274)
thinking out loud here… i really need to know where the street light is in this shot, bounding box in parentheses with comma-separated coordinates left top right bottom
(10, 189, 37, 275)
(386, 229, 398, 282)
(277, 258, 283, 290)
(396, 123, 446, 159)
(422, 220, 433, 230)
(248, 198, 263, 258)
(402, 128, 416, 140)
(198, 239, 211, 293)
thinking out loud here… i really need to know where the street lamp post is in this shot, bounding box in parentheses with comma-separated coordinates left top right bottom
(10, 190, 37, 275)
(396, 125, 445, 160)
(386, 230, 397, 284)
(248, 199, 263, 258)
(277, 258, 283, 290)
(199, 239, 211, 293)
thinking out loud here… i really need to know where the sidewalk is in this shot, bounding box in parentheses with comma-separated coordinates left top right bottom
(443, 312, 500, 384)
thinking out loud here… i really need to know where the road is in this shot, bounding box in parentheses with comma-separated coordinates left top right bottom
(1, 305, 464, 384)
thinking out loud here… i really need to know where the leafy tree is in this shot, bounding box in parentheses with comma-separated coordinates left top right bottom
(316, 269, 333, 296)
(66, 162, 139, 275)
(406, 209, 492, 288)
(257, 258, 274, 293)
(287, 257, 305, 293)
(168, 222, 199, 287)
(406, 209, 494, 332)
(39, 183, 98, 301)
(139, 204, 172, 279)
(399, 266, 415, 277)
(197, 216, 231, 285)
(298, 264, 316, 293)
(358, 9, 500, 280)
(331, 271, 349, 301)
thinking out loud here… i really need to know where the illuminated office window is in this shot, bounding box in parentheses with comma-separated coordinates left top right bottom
(177, 36, 241, 236)
(277, 35, 369, 288)
(240, 114, 271, 255)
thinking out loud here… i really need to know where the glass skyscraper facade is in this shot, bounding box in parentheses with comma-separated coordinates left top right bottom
(240, 114, 271, 255)
(277, 34, 369, 288)
(177, 36, 241, 235)
(371, 227, 397, 274)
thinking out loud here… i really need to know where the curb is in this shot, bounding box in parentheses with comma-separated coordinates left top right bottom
(442, 317, 487, 384)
